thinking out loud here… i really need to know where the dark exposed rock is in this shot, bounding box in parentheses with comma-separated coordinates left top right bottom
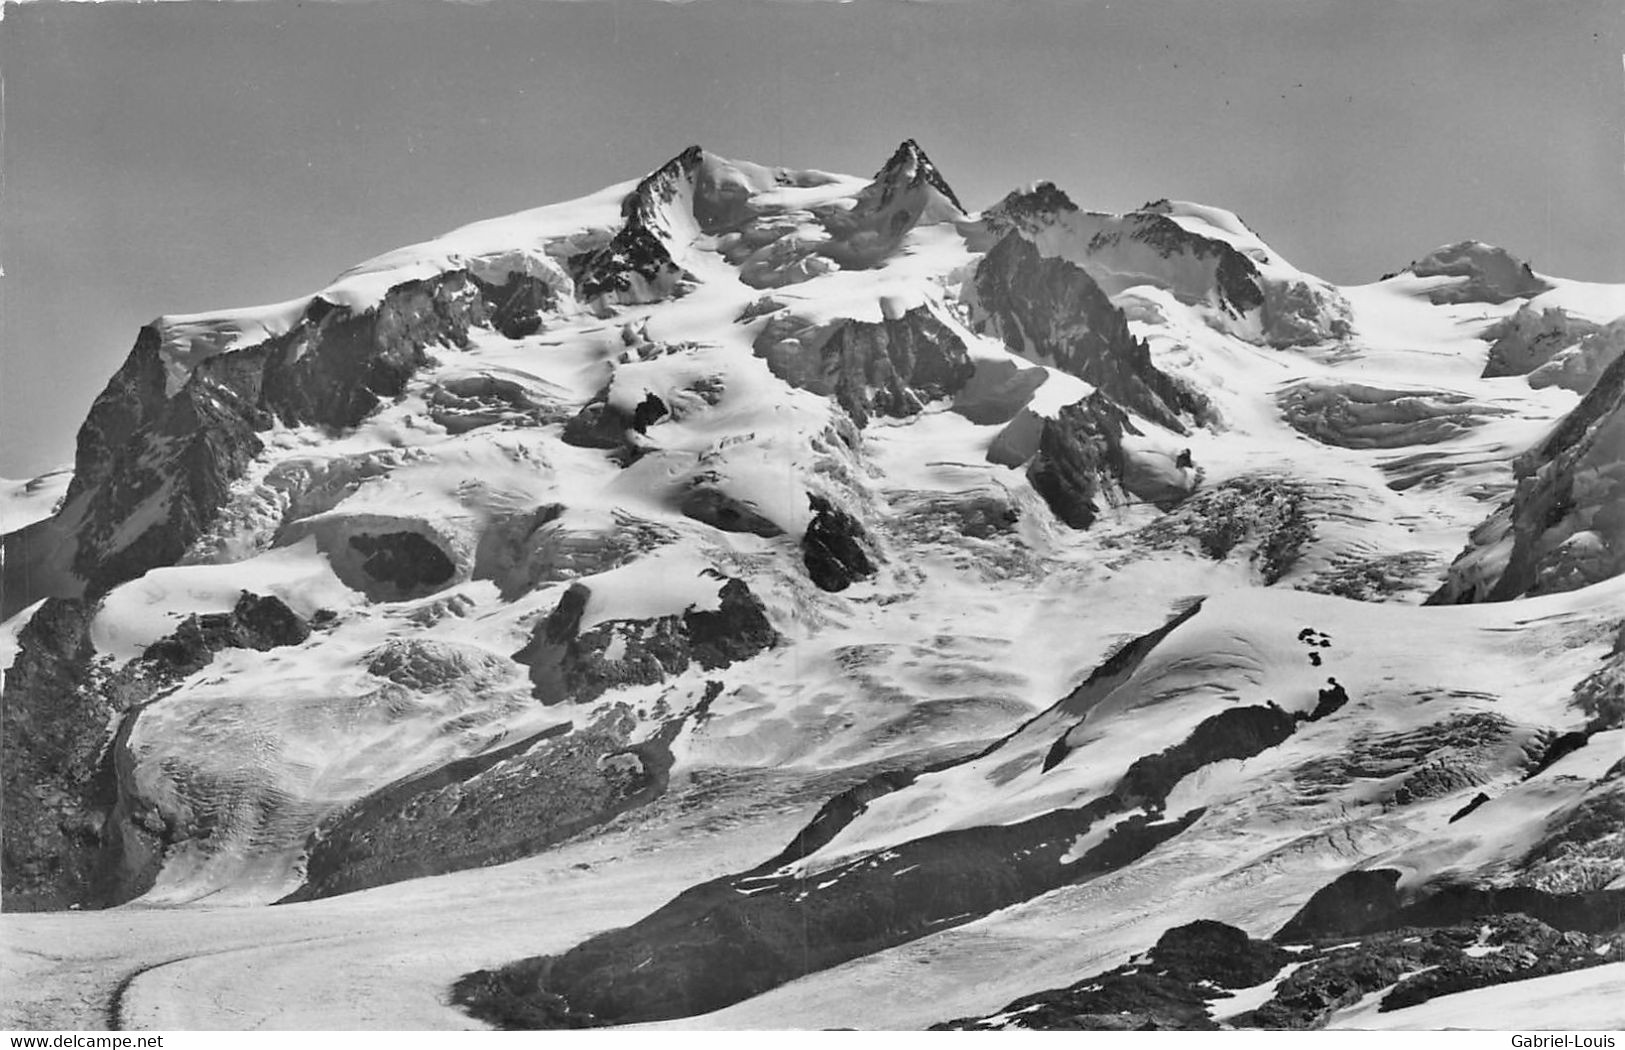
(453, 797, 1201, 1029)
(1430, 350, 1625, 603)
(279, 708, 679, 902)
(1275, 868, 1625, 942)
(570, 146, 703, 304)
(2, 592, 308, 911)
(1111, 703, 1303, 811)
(630, 393, 668, 433)
(560, 400, 628, 450)
(868, 139, 965, 215)
(973, 232, 1208, 433)
(471, 271, 560, 340)
(753, 305, 976, 428)
(678, 486, 783, 537)
(1026, 393, 1133, 530)
(347, 531, 457, 594)
(1449, 792, 1493, 823)
(934, 920, 1292, 1031)
(801, 494, 876, 591)
(2, 269, 530, 617)
(944, 910, 1621, 1031)
(1524, 729, 1591, 780)
(512, 576, 779, 706)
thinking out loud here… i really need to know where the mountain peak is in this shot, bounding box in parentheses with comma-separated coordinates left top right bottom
(871, 138, 965, 214)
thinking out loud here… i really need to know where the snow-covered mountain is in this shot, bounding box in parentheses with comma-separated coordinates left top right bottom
(3, 142, 1622, 1032)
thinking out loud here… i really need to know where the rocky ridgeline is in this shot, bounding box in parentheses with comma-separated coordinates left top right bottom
(978, 186, 1351, 349)
(935, 905, 1622, 1030)
(1432, 350, 1625, 602)
(570, 146, 704, 304)
(3, 271, 559, 616)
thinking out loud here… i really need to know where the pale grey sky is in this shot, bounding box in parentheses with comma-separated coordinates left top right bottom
(2, 0, 1621, 477)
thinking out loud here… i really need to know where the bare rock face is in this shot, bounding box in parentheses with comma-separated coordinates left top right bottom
(570, 146, 704, 305)
(280, 707, 674, 904)
(512, 577, 779, 706)
(801, 493, 877, 590)
(1, 592, 309, 911)
(753, 304, 976, 428)
(1025, 394, 1134, 530)
(1431, 351, 1625, 602)
(972, 231, 1209, 433)
(2, 269, 558, 617)
(977, 186, 1350, 350)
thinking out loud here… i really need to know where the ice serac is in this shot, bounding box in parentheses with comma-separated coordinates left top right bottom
(1397, 240, 1554, 305)
(972, 229, 1208, 433)
(1431, 351, 1625, 602)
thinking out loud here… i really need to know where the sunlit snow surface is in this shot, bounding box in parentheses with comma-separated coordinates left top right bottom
(3, 148, 1623, 1030)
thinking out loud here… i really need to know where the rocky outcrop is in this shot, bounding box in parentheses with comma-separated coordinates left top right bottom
(1, 592, 308, 911)
(1025, 394, 1133, 529)
(1399, 240, 1553, 304)
(752, 304, 976, 428)
(570, 146, 704, 304)
(801, 494, 876, 590)
(977, 187, 1350, 349)
(934, 921, 1292, 1030)
(973, 231, 1208, 433)
(280, 708, 676, 902)
(1430, 350, 1625, 602)
(938, 907, 1622, 1031)
(2, 269, 559, 618)
(1275, 868, 1625, 942)
(512, 576, 779, 705)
